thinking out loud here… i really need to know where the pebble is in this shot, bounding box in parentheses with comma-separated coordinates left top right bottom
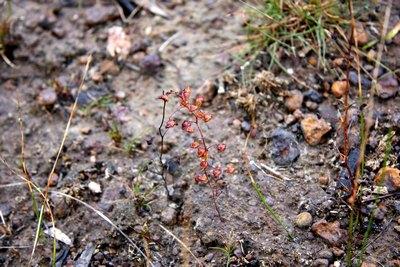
(305, 100, 318, 111)
(295, 212, 313, 228)
(241, 121, 251, 132)
(353, 22, 369, 45)
(161, 206, 177, 225)
(300, 114, 331, 145)
(331, 81, 348, 98)
(232, 119, 242, 129)
(84, 5, 118, 26)
(115, 91, 126, 100)
(318, 175, 330, 186)
(48, 173, 59, 187)
(348, 71, 371, 89)
(374, 167, 400, 192)
(196, 80, 217, 104)
(304, 89, 323, 103)
(317, 249, 333, 261)
(38, 88, 58, 107)
(318, 102, 338, 128)
(284, 114, 296, 125)
(376, 74, 399, 99)
(293, 109, 303, 120)
(284, 90, 303, 112)
(52, 26, 66, 39)
(270, 128, 300, 166)
(139, 53, 162, 75)
(80, 127, 92, 135)
(308, 56, 318, 67)
(88, 181, 102, 194)
(311, 220, 346, 246)
(312, 258, 329, 267)
(372, 203, 387, 221)
(331, 247, 345, 257)
(394, 225, 400, 233)
(99, 60, 120, 76)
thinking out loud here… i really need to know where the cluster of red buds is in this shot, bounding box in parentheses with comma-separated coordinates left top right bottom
(158, 87, 235, 187)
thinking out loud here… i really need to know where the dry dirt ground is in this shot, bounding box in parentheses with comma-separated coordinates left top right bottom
(0, 0, 400, 266)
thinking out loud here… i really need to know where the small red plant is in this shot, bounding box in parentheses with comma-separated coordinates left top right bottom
(157, 87, 235, 218)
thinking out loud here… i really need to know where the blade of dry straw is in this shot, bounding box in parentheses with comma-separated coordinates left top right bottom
(44, 55, 92, 198)
(158, 224, 202, 266)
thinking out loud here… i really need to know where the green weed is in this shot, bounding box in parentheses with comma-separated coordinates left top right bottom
(243, 0, 345, 71)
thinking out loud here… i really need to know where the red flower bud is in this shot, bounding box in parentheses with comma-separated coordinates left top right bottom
(179, 87, 191, 102)
(217, 143, 226, 152)
(203, 113, 212, 122)
(197, 147, 208, 158)
(212, 167, 222, 178)
(165, 119, 176, 128)
(190, 141, 200, 148)
(182, 120, 191, 130)
(186, 126, 194, 133)
(194, 96, 204, 107)
(188, 104, 198, 112)
(225, 164, 235, 174)
(200, 160, 208, 169)
(158, 94, 169, 102)
(195, 174, 208, 184)
(194, 110, 205, 120)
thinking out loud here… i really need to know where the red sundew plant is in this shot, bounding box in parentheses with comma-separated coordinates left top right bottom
(157, 87, 235, 218)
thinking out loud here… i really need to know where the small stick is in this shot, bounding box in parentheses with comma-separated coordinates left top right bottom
(249, 160, 291, 182)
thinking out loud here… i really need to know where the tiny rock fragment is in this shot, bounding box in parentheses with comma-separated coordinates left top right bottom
(84, 5, 118, 26)
(295, 212, 313, 228)
(75, 243, 95, 267)
(331, 81, 348, 98)
(80, 126, 92, 135)
(38, 88, 58, 107)
(99, 60, 120, 76)
(115, 90, 126, 100)
(374, 167, 400, 192)
(161, 206, 177, 225)
(44, 227, 72, 246)
(317, 249, 333, 261)
(284, 90, 303, 112)
(301, 114, 331, 145)
(107, 26, 131, 60)
(308, 56, 318, 67)
(376, 74, 399, 100)
(304, 89, 323, 104)
(196, 80, 217, 104)
(270, 128, 300, 166)
(48, 173, 59, 187)
(353, 22, 369, 45)
(367, 50, 376, 62)
(312, 220, 346, 246)
(318, 175, 330, 186)
(139, 53, 162, 75)
(332, 247, 345, 257)
(312, 259, 329, 267)
(88, 181, 102, 194)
